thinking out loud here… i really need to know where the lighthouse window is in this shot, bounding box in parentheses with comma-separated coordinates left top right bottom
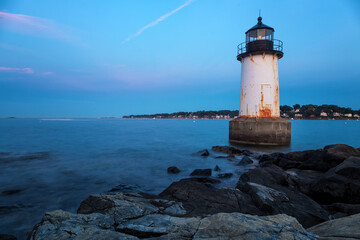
(257, 29, 265, 40)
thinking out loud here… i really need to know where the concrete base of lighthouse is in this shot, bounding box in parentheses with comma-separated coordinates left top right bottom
(229, 117, 291, 145)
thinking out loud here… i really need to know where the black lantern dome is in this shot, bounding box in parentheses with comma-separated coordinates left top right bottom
(237, 17, 283, 61)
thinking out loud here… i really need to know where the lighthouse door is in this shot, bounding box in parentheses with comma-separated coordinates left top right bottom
(260, 84, 273, 117)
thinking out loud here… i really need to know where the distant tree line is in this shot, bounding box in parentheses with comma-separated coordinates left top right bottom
(280, 104, 360, 118)
(123, 110, 238, 119)
(123, 104, 360, 119)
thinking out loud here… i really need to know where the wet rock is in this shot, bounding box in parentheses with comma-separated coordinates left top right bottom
(237, 182, 329, 228)
(217, 173, 233, 178)
(1, 189, 23, 196)
(167, 166, 180, 174)
(30, 209, 316, 240)
(0, 234, 17, 240)
(159, 178, 262, 217)
(197, 149, 210, 157)
(212, 146, 251, 156)
(190, 168, 211, 176)
(307, 213, 360, 239)
(310, 167, 360, 204)
(259, 144, 360, 172)
(116, 214, 199, 239)
(323, 202, 360, 219)
(239, 162, 290, 187)
(237, 156, 254, 165)
(213, 165, 221, 171)
(334, 156, 360, 179)
(77, 192, 186, 225)
(28, 210, 136, 240)
(215, 154, 235, 159)
(195, 213, 317, 240)
(108, 184, 139, 193)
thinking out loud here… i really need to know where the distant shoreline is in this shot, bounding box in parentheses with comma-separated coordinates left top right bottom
(122, 105, 360, 120)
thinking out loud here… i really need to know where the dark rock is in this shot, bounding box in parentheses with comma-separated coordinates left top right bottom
(259, 144, 360, 172)
(167, 166, 180, 174)
(258, 152, 284, 162)
(197, 149, 210, 157)
(307, 213, 360, 239)
(217, 173, 233, 179)
(212, 146, 251, 156)
(0, 234, 16, 240)
(159, 178, 262, 217)
(214, 165, 221, 171)
(194, 213, 315, 240)
(237, 156, 253, 166)
(77, 192, 186, 225)
(190, 168, 212, 176)
(30, 210, 316, 240)
(237, 181, 329, 228)
(323, 202, 360, 219)
(324, 144, 360, 163)
(238, 162, 289, 187)
(108, 184, 139, 193)
(77, 195, 115, 214)
(310, 167, 360, 204)
(215, 154, 235, 159)
(29, 210, 136, 240)
(116, 214, 199, 239)
(334, 156, 360, 179)
(285, 169, 323, 197)
(1, 189, 23, 196)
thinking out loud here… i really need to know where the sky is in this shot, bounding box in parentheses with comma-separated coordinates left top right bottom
(0, 0, 359, 117)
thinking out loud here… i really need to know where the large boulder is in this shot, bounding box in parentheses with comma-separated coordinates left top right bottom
(30, 210, 317, 240)
(159, 178, 262, 216)
(307, 213, 360, 239)
(194, 213, 317, 240)
(334, 156, 360, 179)
(310, 166, 360, 204)
(259, 144, 360, 172)
(237, 182, 329, 228)
(77, 192, 186, 225)
(238, 162, 290, 187)
(323, 202, 360, 219)
(28, 210, 137, 240)
(116, 214, 200, 239)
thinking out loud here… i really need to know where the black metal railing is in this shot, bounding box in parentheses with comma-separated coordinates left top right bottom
(237, 39, 283, 55)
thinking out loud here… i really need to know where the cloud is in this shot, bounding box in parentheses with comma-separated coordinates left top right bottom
(40, 72, 54, 75)
(122, 0, 195, 43)
(0, 67, 34, 74)
(0, 11, 74, 41)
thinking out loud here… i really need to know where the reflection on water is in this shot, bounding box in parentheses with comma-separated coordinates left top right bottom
(0, 118, 359, 239)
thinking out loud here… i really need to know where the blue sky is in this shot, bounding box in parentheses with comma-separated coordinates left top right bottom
(0, 0, 359, 117)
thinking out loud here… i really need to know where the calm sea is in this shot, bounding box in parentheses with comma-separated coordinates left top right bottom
(1, 118, 359, 239)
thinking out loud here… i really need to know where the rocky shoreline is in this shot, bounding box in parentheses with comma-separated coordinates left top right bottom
(3, 144, 360, 239)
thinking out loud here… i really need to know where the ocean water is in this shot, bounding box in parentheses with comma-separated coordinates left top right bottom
(0, 118, 360, 239)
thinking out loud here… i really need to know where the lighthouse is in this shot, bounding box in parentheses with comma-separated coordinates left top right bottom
(229, 16, 291, 145)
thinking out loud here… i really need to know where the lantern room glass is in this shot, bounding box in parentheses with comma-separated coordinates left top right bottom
(246, 29, 274, 42)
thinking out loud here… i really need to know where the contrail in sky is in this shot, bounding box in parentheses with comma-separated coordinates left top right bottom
(122, 0, 194, 43)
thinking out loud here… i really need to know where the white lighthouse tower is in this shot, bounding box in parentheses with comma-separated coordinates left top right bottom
(229, 16, 291, 145)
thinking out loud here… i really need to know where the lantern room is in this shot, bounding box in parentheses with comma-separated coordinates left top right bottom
(246, 17, 274, 42)
(237, 17, 283, 61)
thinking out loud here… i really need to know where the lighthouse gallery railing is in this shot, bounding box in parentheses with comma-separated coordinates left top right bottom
(237, 39, 283, 55)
